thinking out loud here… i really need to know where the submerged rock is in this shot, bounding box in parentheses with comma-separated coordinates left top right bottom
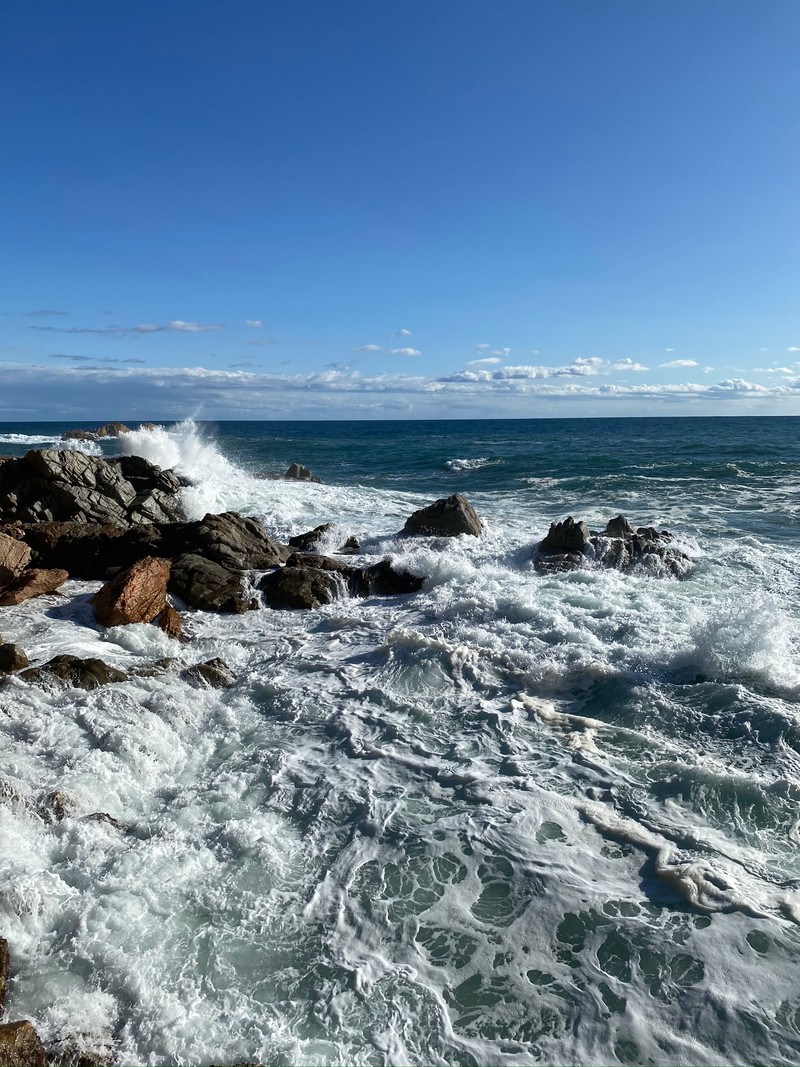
(91, 556, 170, 626)
(0, 1020, 48, 1067)
(183, 657, 237, 689)
(355, 559, 424, 597)
(534, 514, 692, 578)
(48, 1031, 117, 1067)
(0, 568, 69, 606)
(403, 493, 482, 537)
(0, 642, 30, 674)
(20, 654, 128, 690)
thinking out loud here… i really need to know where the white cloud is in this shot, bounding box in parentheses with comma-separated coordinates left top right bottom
(476, 343, 491, 351)
(390, 347, 422, 357)
(760, 347, 769, 352)
(612, 358, 648, 371)
(661, 359, 698, 369)
(531, 349, 540, 355)
(244, 320, 263, 328)
(665, 348, 675, 352)
(353, 344, 382, 352)
(395, 328, 412, 337)
(466, 357, 502, 367)
(492, 347, 511, 357)
(787, 346, 800, 352)
(168, 320, 221, 333)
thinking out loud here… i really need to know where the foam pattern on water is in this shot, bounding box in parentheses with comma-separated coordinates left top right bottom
(2, 420, 800, 1065)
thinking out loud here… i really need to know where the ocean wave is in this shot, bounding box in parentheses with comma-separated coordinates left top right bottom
(446, 456, 494, 471)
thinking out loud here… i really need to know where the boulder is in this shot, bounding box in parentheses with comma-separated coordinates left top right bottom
(183, 658, 237, 688)
(0, 1021, 48, 1067)
(0, 643, 30, 674)
(603, 514, 635, 538)
(155, 603, 183, 640)
(0, 532, 31, 587)
(20, 655, 128, 690)
(91, 557, 170, 626)
(62, 428, 98, 441)
(284, 551, 354, 576)
(95, 422, 131, 437)
(288, 523, 335, 551)
(0, 568, 69, 606)
(355, 559, 424, 597)
(159, 512, 290, 570)
(403, 493, 482, 538)
(260, 565, 342, 610)
(284, 462, 321, 483)
(169, 553, 252, 613)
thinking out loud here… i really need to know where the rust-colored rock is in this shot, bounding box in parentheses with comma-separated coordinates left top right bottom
(155, 603, 183, 639)
(0, 1020, 48, 1067)
(0, 568, 68, 606)
(0, 532, 31, 587)
(91, 557, 170, 627)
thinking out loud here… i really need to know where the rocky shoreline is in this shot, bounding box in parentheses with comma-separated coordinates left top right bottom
(0, 447, 693, 1063)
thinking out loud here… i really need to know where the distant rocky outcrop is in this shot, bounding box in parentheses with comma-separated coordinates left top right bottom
(403, 493, 483, 538)
(62, 421, 149, 441)
(284, 462, 321, 483)
(534, 514, 692, 578)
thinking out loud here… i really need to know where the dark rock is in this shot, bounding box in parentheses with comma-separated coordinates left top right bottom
(169, 553, 252, 613)
(0, 532, 31, 586)
(154, 603, 183, 640)
(134, 657, 179, 678)
(0, 937, 7, 1012)
(62, 428, 98, 441)
(0, 450, 183, 526)
(535, 514, 691, 579)
(20, 655, 128, 690)
(91, 557, 170, 626)
(0, 643, 30, 674)
(0, 1021, 48, 1067)
(4, 522, 161, 580)
(403, 493, 482, 538)
(0, 568, 69, 606)
(284, 551, 354, 575)
(340, 535, 361, 554)
(260, 565, 343, 610)
(354, 559, 424, 597)
(538, 516, 590, 554)
(604, 514, 635, 538)
(183, 657, 237, 688)
(288, 523, 334, 551)
(284, 462, 321, 483)
(159, 512, 289, 570)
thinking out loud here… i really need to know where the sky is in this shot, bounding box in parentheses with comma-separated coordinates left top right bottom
(2, 0, 800, 420)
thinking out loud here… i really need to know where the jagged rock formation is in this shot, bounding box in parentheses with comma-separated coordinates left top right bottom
(534, 514, 692, 578)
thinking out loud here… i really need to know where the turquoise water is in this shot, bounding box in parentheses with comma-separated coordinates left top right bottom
(0, 416, 799, 1065)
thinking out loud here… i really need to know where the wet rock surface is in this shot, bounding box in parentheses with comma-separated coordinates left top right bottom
(403, 493, 483, 537)
(534, 514, 692, 578)
(169, 553, 252, 613)
(0, 642, 30, 674)
(0, 531, 31, 586)
(260, 563, 343, 610)
(0, 1020, 48, 1067)
(91, 556, 170, 626)
(183, 657, 237, 688)
(20, 654, 128, 690)
(0, 568, 69, 606)
(284, 462, 321, 483)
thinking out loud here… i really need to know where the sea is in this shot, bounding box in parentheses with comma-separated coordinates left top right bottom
(1, 415, 799, 1067)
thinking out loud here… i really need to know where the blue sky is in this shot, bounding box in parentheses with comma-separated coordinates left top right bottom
(3, 0, 799, 419)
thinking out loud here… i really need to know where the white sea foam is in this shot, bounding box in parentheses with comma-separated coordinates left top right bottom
(446, 456, 494, 471)
(2, 423, 800, 1065)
